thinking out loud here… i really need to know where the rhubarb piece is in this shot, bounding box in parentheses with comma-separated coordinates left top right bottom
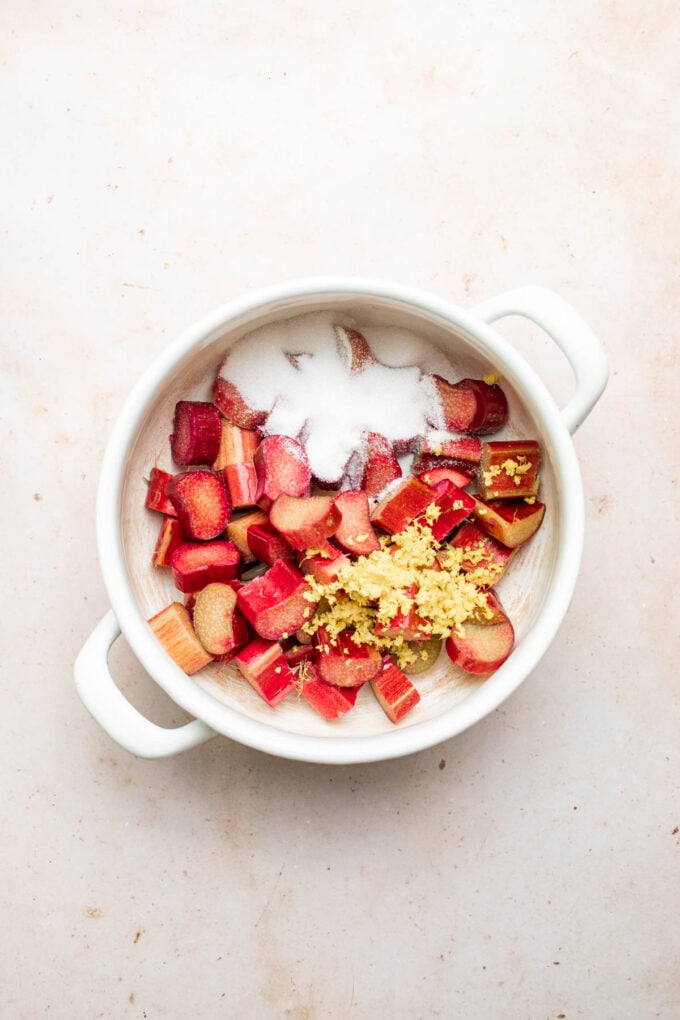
(416, 465, 475, 490)
(300, 543, 351, 584)
(332, 490, 380, 557)
(418, 479, 475, 542)
(145, 467, 177, 516)
(424, 374, 479, 431)
(234, 638, 296, 706)
(315, 628, 382, 688)
(253, 435, 311, 510)
(391, 435, 420, 458)
(445, 590, 515, 675)
(360, 432, 402, 498)
(412, 452, 477, 481)
(212, 419, 260, 470)
(401, 637, 443, 675)
(170, 540, 241, 593)
(165, 470, 231, 540)
(478, 440, 541, 499)
(170, 401, 222, 467)
(374, 583, 428, 641)
(371, 476, 435, 535)
(148, 602, 213, 675)
(247, 521, 295, 566)
(225, 508, 269, 559)
(224, 463, 259, 508)
(299, 663, 360, 719)
(236, 560, 317, 641)
(450, 521, 517, 587)
(193, 583, 249, 657)
(334, 325, 375, 373)
(282, 642, 317, 668)
(212, 370, 268, 429)
(418, 434, 482, 464)
(370, 657, 421, 723)
(269, 494, 341, 551)
(457, 378, 509, 435)
(151, 516, 184, 567)
(472, 497, 546, 548)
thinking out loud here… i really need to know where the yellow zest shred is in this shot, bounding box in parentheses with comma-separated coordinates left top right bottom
(483, 372, 499, 385)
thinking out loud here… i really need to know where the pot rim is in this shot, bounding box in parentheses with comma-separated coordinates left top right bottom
(96, 275, 583, 764)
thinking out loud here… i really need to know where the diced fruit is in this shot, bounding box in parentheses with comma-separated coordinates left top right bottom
(170, 401, 222, 467)
(332, 490, 381, 556)
(170, 540, 241, 593)
(315, 628, 382, 688)
(360, 432, 402, 498)
(418, 479, 475, 542)
(234, 639, 296, 706)
(472, 497, 546, 548)
(449, 521, 516, 587)
(247, 521, 295, 566)
(165, 470, 231, 540)
(457, 378, 509, 434)
(212, 419, 260, 470)
(419, 434, 482, 463)
(254, 435, 311, 510)
(370, 657, 421, 723)
(299, 663, 360, 719)
(148, 602, 213, 675)
(152, 516, 184, 567)
(145, 467, 177, 516)
(416, 465, 475, 489)
(412, 452, 477, 481)
(478, 440, 541, 499)
(269, 494, 341, 551)
(445, 590, 515, 674)
(334, 325, 375, 373)
(225, 508, 269, 559)
(371, 476, 435, 534)
(237, 560, 317, 640)
(299, 543, 351, 584)
(391, 435, 420, 457)
(225, 463, 259, 508)
(212, 369, 267, 429)
(401, 637, 443, 674)
(374, 583, 428, 641)
(424, 374, 479, 431)
(282, 642, 317, 668)
(193, 583, 248, 657)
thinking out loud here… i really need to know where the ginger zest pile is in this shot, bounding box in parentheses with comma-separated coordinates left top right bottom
(301, 513, 493, 669)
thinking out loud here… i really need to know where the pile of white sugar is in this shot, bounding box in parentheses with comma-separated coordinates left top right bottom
(218, 311, 454, 483)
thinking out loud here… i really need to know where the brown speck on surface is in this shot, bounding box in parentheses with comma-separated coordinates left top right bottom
(557, 1014, 566, 1018)
(133, 930, 143, 944)
(129, 993, 135, 1004)
(573, 805, 578, 810)
(499, 233, 508, 251)
(138, 228, 145, 235)
(86, 907, 102, 919)
(33, 493, 42, 501)
(439, 759, 446, 770)
(672, 826, 678, 835)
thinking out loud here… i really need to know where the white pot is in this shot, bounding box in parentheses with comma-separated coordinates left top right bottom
(75, 278, 607, 763)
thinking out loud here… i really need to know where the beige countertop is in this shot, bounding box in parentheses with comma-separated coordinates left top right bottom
(2, 3, 678, 1017)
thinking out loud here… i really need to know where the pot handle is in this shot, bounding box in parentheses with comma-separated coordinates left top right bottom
(74, 610, 215, 758)
(471, 285, 608, 434)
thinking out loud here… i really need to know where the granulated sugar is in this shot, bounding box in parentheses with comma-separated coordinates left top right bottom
(219, 312, 452, 483)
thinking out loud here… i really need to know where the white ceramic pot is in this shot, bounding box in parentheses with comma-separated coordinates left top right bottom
(74, 278, 607, 763)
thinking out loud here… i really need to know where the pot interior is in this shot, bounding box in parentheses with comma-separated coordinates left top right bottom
(120, 292, 558, 739)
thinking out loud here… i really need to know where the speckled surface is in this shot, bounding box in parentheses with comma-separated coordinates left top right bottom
(2, 3, 679, 1018)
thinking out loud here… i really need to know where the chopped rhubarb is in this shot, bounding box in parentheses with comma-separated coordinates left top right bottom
(416, 465, 475, 489)
(212, 419, 260, 470)
(246, 521, 295, 566)
(449, 521, 517, 587)
(315, 628, 382, 688)
(445, 589, 515, 675)
(253, 434, 311, 510)
(472, 497, 546, 548)
(165, 470, 231, 540)
(282, 642, 317, 668)
(148, 602, 213, 675)
(212, 368, 268, 429)
(360, 432, 402, 498)
(299, 663, 360, 719)
(424, 375, 508, 434)
(401, 636, 443, 674)
(478, 440, 541, 500)
(371, 476, 435, 535)
(234, 638, 296, 706)
(457, 378, 509, 435)
(299, 543, 351, 584)
(192, 582, 249, 657)
(151, 516, 184, 567)
(417, 479, 475, 542)
(170, 540, 241, 593)
(225, 508, 269, 559)
(145, 467, 177, 516)
(370, 657, 421, 723)
(170, 401, 222, 467)
(269, 494, 341, 551)
(332, 490, 380, 557)
(418, 434, 482, 464)
(334, 325, 375, 373)
(412, 452, 477, 481)
(224, 463, 259, 508)
(374, 583, 428, 641)
(236, 560, 317, 641)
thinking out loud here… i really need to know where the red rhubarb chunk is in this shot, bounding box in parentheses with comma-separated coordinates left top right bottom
(424, 374, 479, 431)
(212, 371, 268, 429)
(234, 638, 296, 706)
(148, 602, 213, 675)
(418, 479, 475, 542)
(165, 470, 231, 540)
(269, 494, 341, 551)
(332, 490, 380, 557)
(418, 434, 482, 463)
(145, 467, 177, 516)
(472, 497, 546, 548)
(246, 521, 295, 566)
(478, 440, 541, 499)
(253, 435, 311, 510)
(151, 516, 185, 567)
(445, 590, 515, 675)
(170, 401, 222, 467)
(361, 432, 402, 498)
(416, 465, 475, 490)
(334, 325, 375, 374)
(370, 476, 435, 535)
(225, 508, 269, 560)
(315, 628, 382, 688)
(225, 463, 259, 508)
(299, 543, 351, 584)
(449, 521, 516, 587)
(370, 657, 421, 723)
(236, 560, 317, 641)
(457, 378, 509, 435)
(299, 663, 360, 719)
(373, 584, 428, 641)
(212, 419, 260, 470)
(170, 540, 241, 593)
(193, 582, 247, 657)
